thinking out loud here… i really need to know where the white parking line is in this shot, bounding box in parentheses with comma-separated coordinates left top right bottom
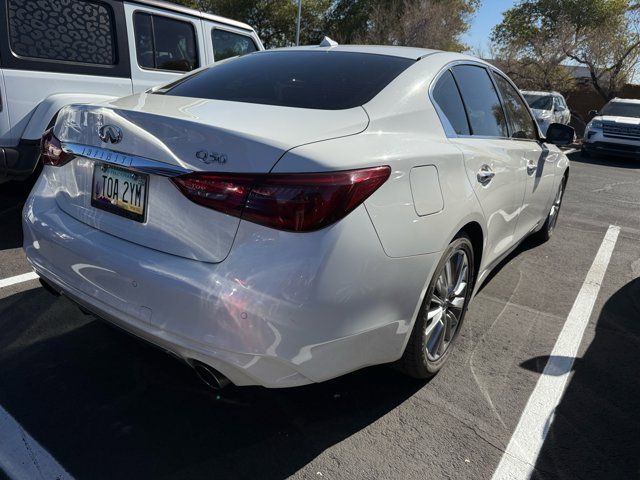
(491, 224, 620, 479)
(0, 272, 39, 289)
(0, 404, 74, 480)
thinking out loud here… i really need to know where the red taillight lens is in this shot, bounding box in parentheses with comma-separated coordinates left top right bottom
(41, 128, 72, 167)
(171, 166, 391, 232)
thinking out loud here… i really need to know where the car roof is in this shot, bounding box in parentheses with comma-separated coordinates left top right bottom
(610, 97, 640, 104)
(123, 0, 254, 32)
(269, 45, 441, 60)
(522, 90, 562, 97)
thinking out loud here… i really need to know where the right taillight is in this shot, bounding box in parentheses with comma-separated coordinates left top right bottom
(171, 166, 391, 232)
(41, 128, 72, 167)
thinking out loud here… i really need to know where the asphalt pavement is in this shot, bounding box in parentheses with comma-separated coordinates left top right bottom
(0, 150, 638, 480)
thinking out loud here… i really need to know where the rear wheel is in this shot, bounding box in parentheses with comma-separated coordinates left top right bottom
(398, 234, 475, 379)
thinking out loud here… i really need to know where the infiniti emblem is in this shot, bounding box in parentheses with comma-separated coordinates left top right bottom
(98, 124, 123, 144)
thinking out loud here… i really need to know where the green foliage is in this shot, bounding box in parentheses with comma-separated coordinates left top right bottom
(492, 0, 640, 99)
(171, 0, 477, 51)
(326, 0, 479, 51)
(173, 0, 330, 48)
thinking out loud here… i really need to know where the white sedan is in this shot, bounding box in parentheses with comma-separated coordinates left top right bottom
(24, 45, 573, 388)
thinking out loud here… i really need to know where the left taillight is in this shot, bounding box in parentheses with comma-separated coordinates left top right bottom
(41, 128, 72, 167)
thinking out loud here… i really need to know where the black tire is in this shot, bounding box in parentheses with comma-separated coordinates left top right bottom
(533, 176, 566, 243)
(398, 234, 475, 379)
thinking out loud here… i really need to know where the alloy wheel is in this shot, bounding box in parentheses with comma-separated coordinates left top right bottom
(547, 181, 564, 234)
(424, 249, 470, 361)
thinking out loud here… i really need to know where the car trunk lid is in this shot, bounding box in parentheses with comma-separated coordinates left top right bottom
(50, 95, 369, 263)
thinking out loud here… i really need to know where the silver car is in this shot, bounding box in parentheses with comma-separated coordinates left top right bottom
(523, 91, 571, 136)
(24, 46, 573, 389)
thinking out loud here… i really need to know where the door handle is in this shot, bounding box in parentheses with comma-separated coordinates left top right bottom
(477, 165, 495, 185)
(526, 160, 537, 175)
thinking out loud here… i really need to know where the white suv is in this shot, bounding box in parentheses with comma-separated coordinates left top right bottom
(0, 0, 263, 183)
(582, 98, 640, 159)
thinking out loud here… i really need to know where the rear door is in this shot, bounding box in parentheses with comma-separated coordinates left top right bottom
(124, 2, 206, 93)
(434, 64, 526, 267)
(491, 72, 555, 239)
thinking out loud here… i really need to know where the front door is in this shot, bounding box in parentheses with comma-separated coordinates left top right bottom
(490, 72, 556, 239)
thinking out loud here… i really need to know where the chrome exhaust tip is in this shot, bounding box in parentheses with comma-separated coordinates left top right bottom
(191, 360, 231, 390)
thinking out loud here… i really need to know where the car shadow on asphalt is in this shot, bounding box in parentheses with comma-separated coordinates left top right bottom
(0, 180, 34, 251)
(0, 289, 426, 480)
(526, 278, 640, 479)
(568, 150, 640, 169)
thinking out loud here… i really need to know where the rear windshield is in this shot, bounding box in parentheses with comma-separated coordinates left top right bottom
(156, 51, 415, 110)
(600, 102, 640, 118)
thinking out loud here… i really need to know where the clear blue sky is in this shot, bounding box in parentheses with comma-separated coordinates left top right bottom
(463, 0, 517, 55)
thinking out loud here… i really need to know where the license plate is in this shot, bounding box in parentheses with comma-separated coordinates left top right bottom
(91, 163, 148, 222)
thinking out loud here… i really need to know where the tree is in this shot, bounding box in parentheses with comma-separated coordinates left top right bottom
(170, 0, 477, 51)
(492, 0, 640, 100)
(174, 0, 331, 48)
(326, 0, 478, 51)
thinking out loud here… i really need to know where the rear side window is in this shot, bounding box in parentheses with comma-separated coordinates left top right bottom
(492, 74, 537, 140)
(212, 29, 257, 61)
(7, 0, 116, 65)
(432, 70, 470, 135)
(451, 65, 508, 137)
(158, 51, 414, 110)
(134, 13, 198, 72)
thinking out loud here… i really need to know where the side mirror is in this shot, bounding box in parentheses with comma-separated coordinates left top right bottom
(588, 109, 598, 118)
(545, 123, 575, 146)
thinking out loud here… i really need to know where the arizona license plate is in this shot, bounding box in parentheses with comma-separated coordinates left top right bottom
(91, 163, 148, 222)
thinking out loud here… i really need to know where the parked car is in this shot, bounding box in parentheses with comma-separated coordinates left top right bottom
(522, 91, 571, 135)
(582, 98, 640, 158)
(24, 45, 573, 389)
(0, 0, 263, 183)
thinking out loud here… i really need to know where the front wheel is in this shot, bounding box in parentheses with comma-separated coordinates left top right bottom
(534, 177, 566, 243)
(398, 234, 475, 379)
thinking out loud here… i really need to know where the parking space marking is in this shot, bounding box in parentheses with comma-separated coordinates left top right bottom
(0, 404, 73, 480)
(491, 224, 620, 480)
(0, 272, 38, 289)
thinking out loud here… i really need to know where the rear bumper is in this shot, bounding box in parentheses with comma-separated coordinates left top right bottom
(23, 173, 438, 387)
(0, 140, 40, 182)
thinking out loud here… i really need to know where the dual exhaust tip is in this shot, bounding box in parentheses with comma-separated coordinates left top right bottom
(191, 360, 231, 390)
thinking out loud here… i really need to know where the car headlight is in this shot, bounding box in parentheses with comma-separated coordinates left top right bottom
(588, 120, 603, 130)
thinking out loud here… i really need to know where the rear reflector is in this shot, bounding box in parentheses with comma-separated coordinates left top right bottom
(41, 128, 72, 167)
(172, 166, 391, 232)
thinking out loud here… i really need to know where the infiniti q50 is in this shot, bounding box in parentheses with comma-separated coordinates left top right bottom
(23, 45, 572, 388)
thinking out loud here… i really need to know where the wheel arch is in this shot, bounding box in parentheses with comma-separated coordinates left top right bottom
(455, 221, 483, 286)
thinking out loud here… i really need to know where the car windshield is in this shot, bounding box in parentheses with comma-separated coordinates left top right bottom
(156, 50, 415, 110)
(523, 94, 553, 110)
(600, 102, 640, 118)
